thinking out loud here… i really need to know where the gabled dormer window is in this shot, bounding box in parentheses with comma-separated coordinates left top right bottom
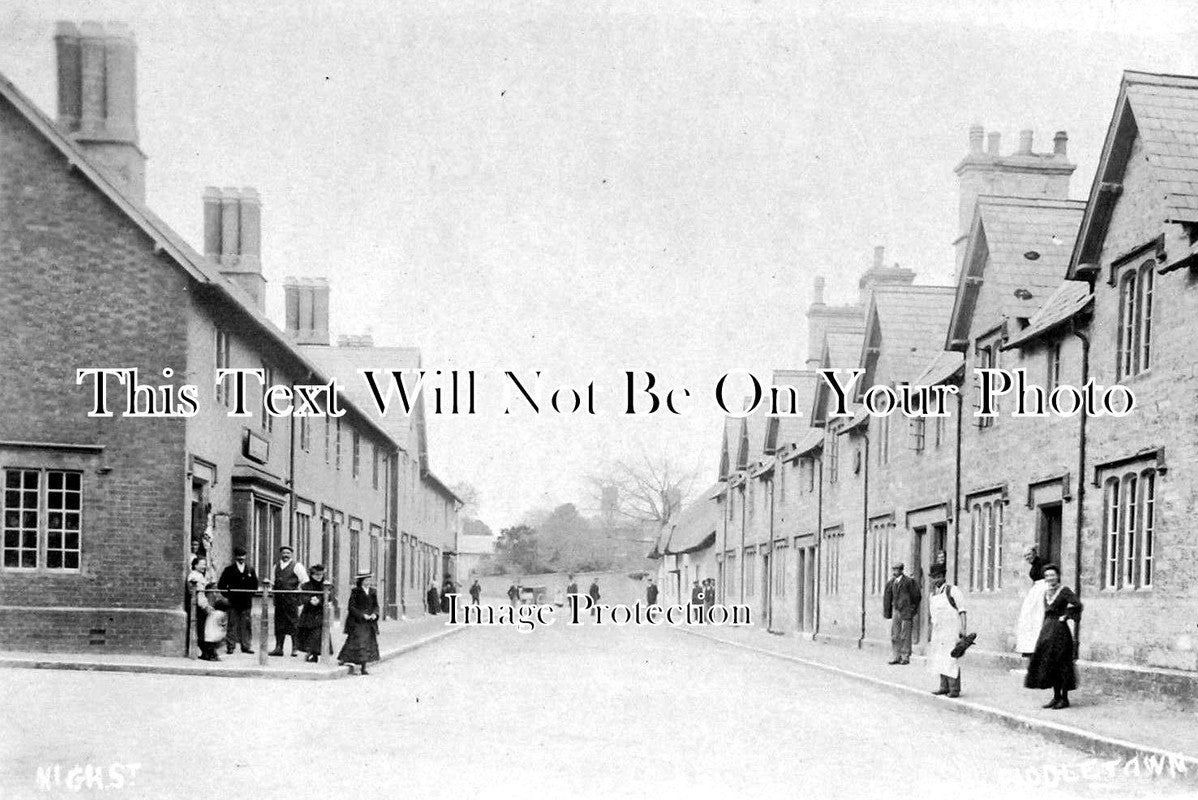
(1117, 260, 1154, 380)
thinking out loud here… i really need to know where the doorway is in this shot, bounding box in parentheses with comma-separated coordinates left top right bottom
(795, 544, 816, 632)
(1038, 504, 1063, 567)
(911, 526, 925, 642)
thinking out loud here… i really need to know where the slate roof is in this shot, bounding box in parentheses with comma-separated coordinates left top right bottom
(948, 196, 1085, 348)
(914, 351, 965, 386)
(766, 370, 819, 452)
(1003, 280, 1093, 350)
(780, 428, 825, 462)
(863, 285, 957, 384)
(1124, 73, 1198, 222)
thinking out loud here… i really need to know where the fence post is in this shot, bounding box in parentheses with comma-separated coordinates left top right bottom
(259, 585, 271, 667)
(322, 584, 333, 660)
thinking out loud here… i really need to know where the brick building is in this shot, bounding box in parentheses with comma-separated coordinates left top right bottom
(673, 72, 1198, 685)
(0, 22, 458, 654)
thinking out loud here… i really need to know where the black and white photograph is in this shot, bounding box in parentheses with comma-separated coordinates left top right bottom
(1, 1, 1197, 798)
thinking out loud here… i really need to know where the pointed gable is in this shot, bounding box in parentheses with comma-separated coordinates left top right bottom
(811, 323, 866, 426)
(1072, 71, 1198, 279)
(860, 285, 956, 387)
(765, 369, 818, 454)
(947, 196, 1085, 349)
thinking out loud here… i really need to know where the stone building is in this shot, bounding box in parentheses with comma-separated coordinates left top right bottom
(0, 22, 457, 652)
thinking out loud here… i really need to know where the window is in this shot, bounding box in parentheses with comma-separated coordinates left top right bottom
(969, 498, 1003, 591)
(1102, 470, 1156, 590)
(726, 552, 737, 597)
(878, 411, 891, 465)
(324, 417, 331, 464)
(778, 464, 786, 504)
(911, 418, 926, 454)
(869, 518, 893, 594)
(300, 416, 311, 453)
(827, 426, 840, 484)
(1117, 261, 1154, 379)
(1046, 342, 1062, 391)
(295, 508, 313, 566)
(372, 446, 380, 490)
(352, 431, 361, 479)
(806, 458, 816, 493)
(745, 548, 756, 596)
(774, 544, 787, 597)
(335, 419, 343, 470)
(747, 481, 756, 523)
(975, 337, 1001, 428)
(251, 497, 283, 575)
(934, 415, 946, 449)
(823, 526, 842, 595)
(215, 330, 231, 406)
(261, 365, 274, 433)
(349, 518, 362, 578)
(370, 524, 382, 575)
(3, 469, 82, 570)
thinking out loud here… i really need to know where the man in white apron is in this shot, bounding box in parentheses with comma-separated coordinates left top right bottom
(927, 563, 967, 697)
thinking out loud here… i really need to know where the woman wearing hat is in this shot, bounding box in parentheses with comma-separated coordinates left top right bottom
(926, 563, 967, 697)
(297, 564, 330, 663)
(338, 572, 380, 675)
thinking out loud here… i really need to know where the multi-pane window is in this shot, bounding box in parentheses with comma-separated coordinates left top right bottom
(745, 548, 756, 597)
(911, 418, 926, 453)
(215, 330, 231, 406)
(3, 469, 82, 570)
(726, 553, 738, 598)
(1046, 342, 1062, 391)
(369, 524, 382, 575)
(823, 526, 842, 595)
(335, 419, 343, 470)
(352, 432, 361, 479)
(1117, 261, 1154, 379)
(975, 339, 1001, 428)
(1103, 470, 1156, 590)
(349, 518, 362, 578)
(969, 498, 1004, 591)
(252, 497, 282, 576)
(773, 545, 787, 597)
(869, 518, 893, 594)
(295, 509, 312, 566)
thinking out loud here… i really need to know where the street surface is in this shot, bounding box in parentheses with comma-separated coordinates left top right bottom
(0, 620, 1191, 799)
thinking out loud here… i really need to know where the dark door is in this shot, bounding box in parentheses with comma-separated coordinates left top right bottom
(910, 526, 925, 642)
(1039, 504, 1063, 566)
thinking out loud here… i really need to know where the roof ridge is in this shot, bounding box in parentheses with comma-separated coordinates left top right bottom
(1123, 69, 1198, 88)
(975, 194, 1087, 209)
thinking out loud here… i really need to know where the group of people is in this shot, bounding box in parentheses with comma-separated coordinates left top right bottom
(688, 578, 717, 618)
(186, 544, 381, 676)
(883, 545, 1083, 709)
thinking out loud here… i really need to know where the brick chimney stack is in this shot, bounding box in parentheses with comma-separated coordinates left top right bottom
(858, 245, 915, 306)
(284, 278, 331, 346)
(204, 187, 266, 310)
(55, 21, 145, 202)
(954, 124, 1077, 273)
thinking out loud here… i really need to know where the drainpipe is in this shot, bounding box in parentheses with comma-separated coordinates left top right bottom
(739, 480, 747, 607)
(953, 386, 964, 586)
(814, 454, 824, 637)
(858, 432, 870, 649)
(767, 469, 776, 633)
(1071, 323, 1090, 659)
(721, 481, 730, 602)
(288, 382, 298, 548)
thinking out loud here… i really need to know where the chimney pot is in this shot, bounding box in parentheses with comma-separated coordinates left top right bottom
(202, 187, 222, 260)
(1019, 129, 1033, 155)
(873, 245, 885, 269)
(987, 132, 1000, 155)
(1053, 130, 1068, 157)
(968, 124, 984, 154)
(812, 276, 826, 306)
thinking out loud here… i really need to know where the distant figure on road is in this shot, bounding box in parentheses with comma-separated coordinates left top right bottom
(1024, 564, 1083, 710)
(427, 580, 441, 615)
(217, 546, 259, 655)
(507, 583, 519, 607)
(646, 579, 659, 606)
(441, 577, 455, 613)
(689, 580, 704, 621)
(297, 564, 329, 663)
(469, 579, 481, 605)
(704, 578, 716, 614)
(883, 561, 921, 665)
(927, 563, 966, 698)
(588, 579, 600, 615)
(566, 575, 578, 600)
(338, 572, 380, 676)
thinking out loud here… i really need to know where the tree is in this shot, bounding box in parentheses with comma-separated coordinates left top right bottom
(450, 481, 482, 519)
(589, 454, 700, 528)
(493, 524, 542, 575)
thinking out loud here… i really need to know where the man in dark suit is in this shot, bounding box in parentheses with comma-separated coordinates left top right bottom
(690, 579, 704, 622)
(217, 547, 259, 654)
(646, 579, 659, 606)
(883, 561, 921, 665)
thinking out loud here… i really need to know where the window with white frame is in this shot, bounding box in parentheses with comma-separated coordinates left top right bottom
(774, 543, 787, 597)
(1103, 469, 1156, 590)
(869, 517, 893, 594)
(969, 497, 1004, 591)
(3, 469, 82, 570)
(352, 431, 361, 479)
(823, 526, 842, 595)
(975, 335, 1001, 429)
(1117, 261, 1154, 380)
(911, 418, 926, 454)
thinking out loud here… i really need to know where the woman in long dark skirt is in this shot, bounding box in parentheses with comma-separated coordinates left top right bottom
(1024, 563, 1083, 709)
(297, 564, 329, 663)
(337, 572, 380, 675)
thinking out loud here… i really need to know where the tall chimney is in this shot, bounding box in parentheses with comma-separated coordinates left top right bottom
(873, 245, 884, 269)
(283, 277, 331, 346)
(205, 187, 266, 311)
(1053, 131, 1068, 157)
(1018, 129, 1034, 155)
(986, 132, 1000, 155)
(812, 275, 826, 307)
(54, 21, 145, 202)
(968, 124, 984, 154)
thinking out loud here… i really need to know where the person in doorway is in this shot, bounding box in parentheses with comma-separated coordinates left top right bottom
(269, 546, 308, 657)
(1025, 564, 1083, 710)
(883, 562, 921, 665)
(218, 547, 259, 654)
(927, 563, 966, 697)
(297, 564, 330, 663)
(507, 583, 519, 607)
(1015, 544, 1050, 658)
(469, 579, 481, 605)
(646, 578, 659, 606)
(338, 572, 380, 676)
(426, 580, 441, 615)
(441, 576, 455, 613)
(588, 579, 601, 616)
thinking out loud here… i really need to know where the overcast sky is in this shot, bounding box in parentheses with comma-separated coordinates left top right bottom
(3, 0, 1198, 531)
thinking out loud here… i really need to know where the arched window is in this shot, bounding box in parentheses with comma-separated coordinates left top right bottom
(1117, 261, 1155, 379)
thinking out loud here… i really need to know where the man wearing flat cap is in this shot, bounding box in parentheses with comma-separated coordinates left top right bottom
(269, 545, 308, 657)
(217, 546, 260, 654)
(883, 561, 921, 665)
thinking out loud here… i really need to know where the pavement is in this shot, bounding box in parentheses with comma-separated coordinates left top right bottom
(2, 620, 1197, 799)
(0, 613, 460, 680)
(678, 622, 1198, 772)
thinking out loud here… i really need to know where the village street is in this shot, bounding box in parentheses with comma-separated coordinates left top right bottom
(0, 620, 1189, 800)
